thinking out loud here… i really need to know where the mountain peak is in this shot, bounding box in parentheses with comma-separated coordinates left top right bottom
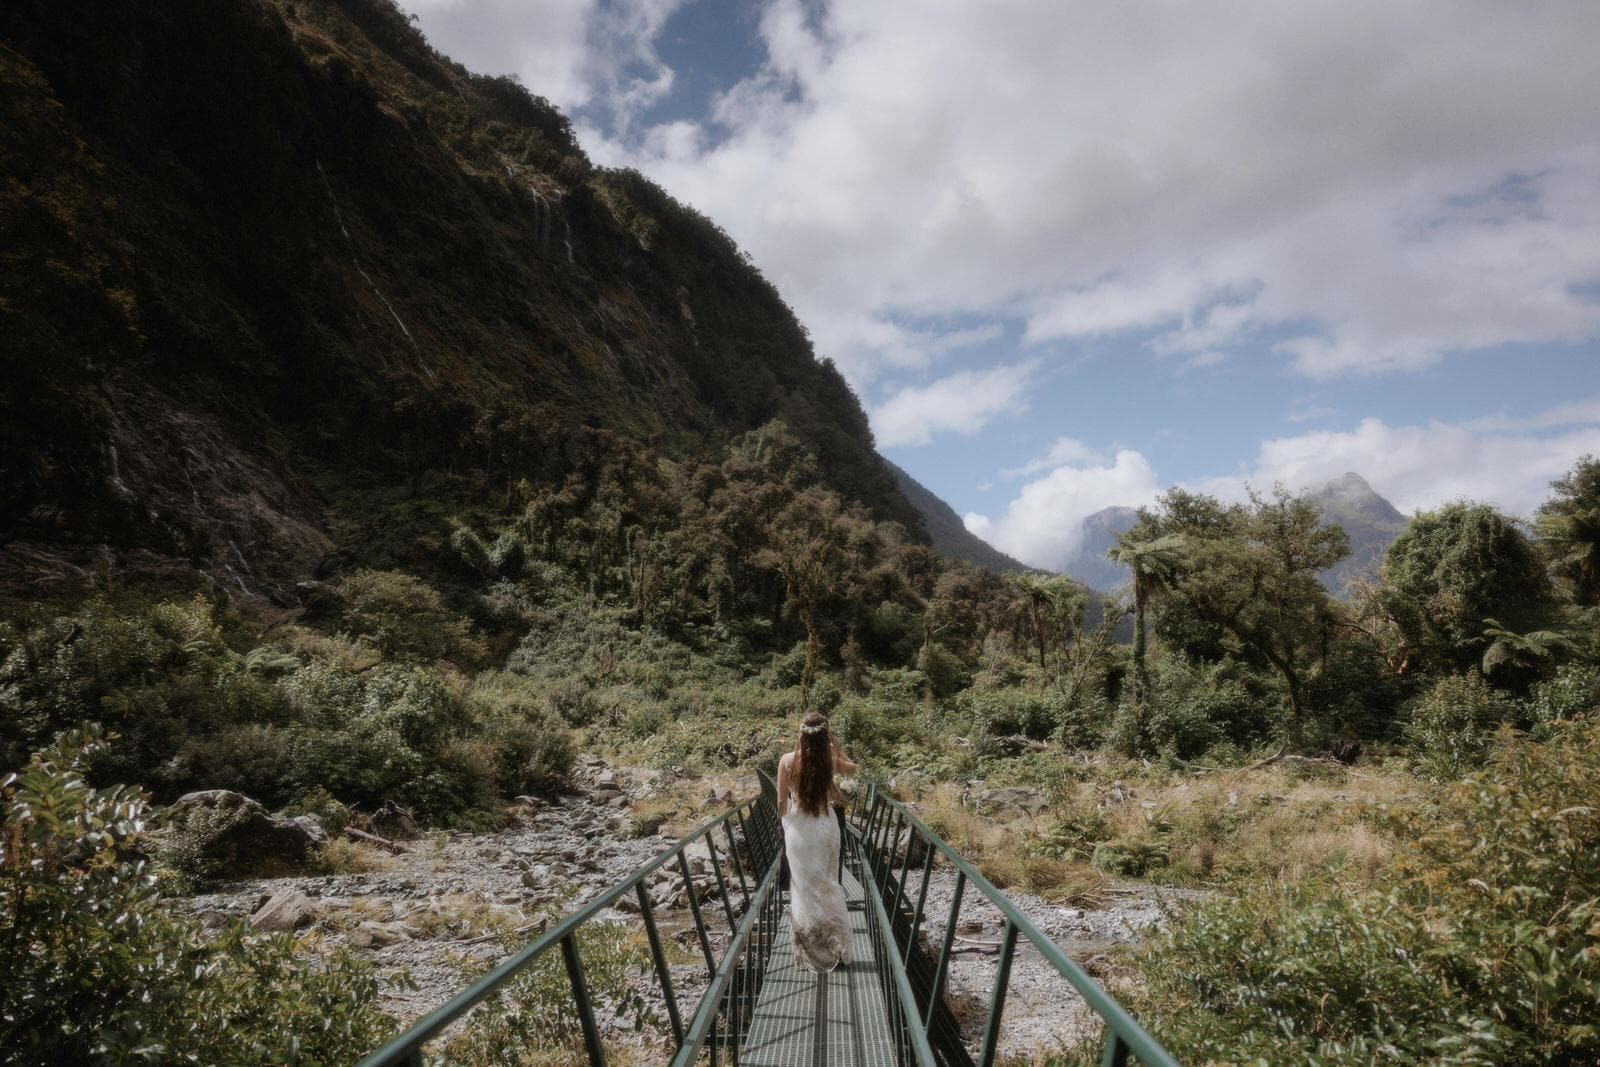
(1309, 472, 1405, 525)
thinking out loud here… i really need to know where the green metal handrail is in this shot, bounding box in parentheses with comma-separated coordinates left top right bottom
(854, 785, 1180, 1067)
(356, 786, 783, 1067)
(356, 771, 1176, 1066)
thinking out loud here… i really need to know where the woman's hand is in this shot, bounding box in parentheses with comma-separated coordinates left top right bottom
(830, 739, 859, 775)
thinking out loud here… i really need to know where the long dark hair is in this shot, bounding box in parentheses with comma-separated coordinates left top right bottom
(793, 711, 832, 817)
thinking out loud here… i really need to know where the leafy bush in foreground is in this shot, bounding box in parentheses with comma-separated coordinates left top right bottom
(1123, 718, 1600, 1065)
(0, 726, 391, 1064)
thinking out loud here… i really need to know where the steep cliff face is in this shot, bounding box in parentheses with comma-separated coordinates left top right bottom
(0, 0, 920, 598)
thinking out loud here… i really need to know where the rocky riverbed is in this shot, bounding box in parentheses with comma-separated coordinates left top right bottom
(913, 867, 1206, 1059)
(169, 759, 1197, 1061)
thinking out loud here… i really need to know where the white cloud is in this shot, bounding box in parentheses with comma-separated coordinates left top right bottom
(1198, 412, 1600, 518)
(405, 0, 684, 124)
(974, 397, 1600, 571)
(870, 363, 1035, 448)
(975, 450, 1162, 570)
(1002, 436, 1107, 481)
(1462, 397, 1600, 434)
(572, 0, 1600, 387)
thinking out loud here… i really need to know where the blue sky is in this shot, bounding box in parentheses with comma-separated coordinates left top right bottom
(407, 0, 1600, 569)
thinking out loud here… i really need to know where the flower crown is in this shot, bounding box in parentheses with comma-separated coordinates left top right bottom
(800, 718, 828, 736)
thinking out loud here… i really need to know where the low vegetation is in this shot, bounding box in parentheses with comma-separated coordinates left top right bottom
(3, 439, 1598, 1061)
(0, 726, 391, 1064)
(1121, 718, 1600, 1065)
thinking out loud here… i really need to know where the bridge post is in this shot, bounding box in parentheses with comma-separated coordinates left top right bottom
(678, 850, 717, 977)
(925, 868, 965, 1036)
(706, 834, 738, 934)
(975, 920, 1019, 1067)
(905, 844, 935, 967)
(635, 881, 684, 1046)
(560, 933, 607, 1066)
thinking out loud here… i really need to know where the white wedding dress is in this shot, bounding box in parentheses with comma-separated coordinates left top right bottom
(782, 798, 850, 973)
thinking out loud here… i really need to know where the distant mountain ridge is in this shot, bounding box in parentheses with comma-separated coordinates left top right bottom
(1305, 472, 1408, 591)
(885, 461, 1136, 639)
(1053, 474, 1406, 595)
(885, 460, 1032, 574)
(1063, 506, 1141, 591)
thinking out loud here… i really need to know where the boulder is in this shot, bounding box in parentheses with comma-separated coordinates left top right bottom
(366, 801, 420, 841)
(348, 920, 412, 948)
(251, 887, 320, 932)
(167, 790, 326, 871)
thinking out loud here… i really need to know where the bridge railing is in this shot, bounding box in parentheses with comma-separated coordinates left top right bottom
(852, 784, 1179, 1067)
(356, 783, 783, 1067)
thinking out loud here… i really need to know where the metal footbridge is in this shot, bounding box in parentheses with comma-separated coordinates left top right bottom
(358, 773, 1178, 1067)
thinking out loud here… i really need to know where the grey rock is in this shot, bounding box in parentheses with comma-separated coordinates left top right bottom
(251, 887, 320, 932)
(167, 790, 326, 870)
(348, 920, 411, 948)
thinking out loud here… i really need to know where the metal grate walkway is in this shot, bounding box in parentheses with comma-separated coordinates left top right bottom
(743, 865, 896, 1067)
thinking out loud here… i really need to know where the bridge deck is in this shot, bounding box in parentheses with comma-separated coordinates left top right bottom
(743, 865, 897, 1067)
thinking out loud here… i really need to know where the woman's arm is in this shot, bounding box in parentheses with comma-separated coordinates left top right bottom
(830, 740, 858, 776)
(775, 752, 791, 817)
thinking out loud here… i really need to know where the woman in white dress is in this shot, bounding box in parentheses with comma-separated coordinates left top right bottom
(774, 711, 858, 973)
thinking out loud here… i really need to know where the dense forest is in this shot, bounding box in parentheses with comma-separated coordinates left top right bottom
(3, 0, 1599, 1064)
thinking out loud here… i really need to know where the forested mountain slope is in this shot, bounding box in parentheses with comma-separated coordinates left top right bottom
(885, 460, 1031, 574)
(0, 0, 921, 600)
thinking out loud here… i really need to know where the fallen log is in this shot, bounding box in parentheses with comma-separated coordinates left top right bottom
(345, 826, 407, 854)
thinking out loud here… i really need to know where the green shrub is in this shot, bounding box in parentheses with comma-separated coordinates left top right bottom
(437, 922, 655, 1064)
(0, 726, 390, 1063)
(964, 687, 1060, 741)
(1122, 718, 1600, 1064)
(916, 641, 969, 698)
(621, 701, 670, 740)
(1527, 661, 1600, 728)
(1403, 672, 1519, 777)
(338, 568, 482, 663)
(292, 721, 422, 808)
(361, 665, 471, 754)
(409, 739, 505, 829)
(286, 784, 352, 837)
(474, 674, 575, 794)
(278, 658, 365, 728)
(545, 678, 605, 726)
(1055, 689, 1111, 750)
(173, 723, 301, 807)
(0, 597, 285, 789)
(1107, 658, 1280, 760)
(1090, 837, 1169, 877)
(831, 693, 914, 763)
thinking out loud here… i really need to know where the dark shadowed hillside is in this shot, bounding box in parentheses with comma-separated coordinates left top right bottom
(0, 0, 921, 599)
